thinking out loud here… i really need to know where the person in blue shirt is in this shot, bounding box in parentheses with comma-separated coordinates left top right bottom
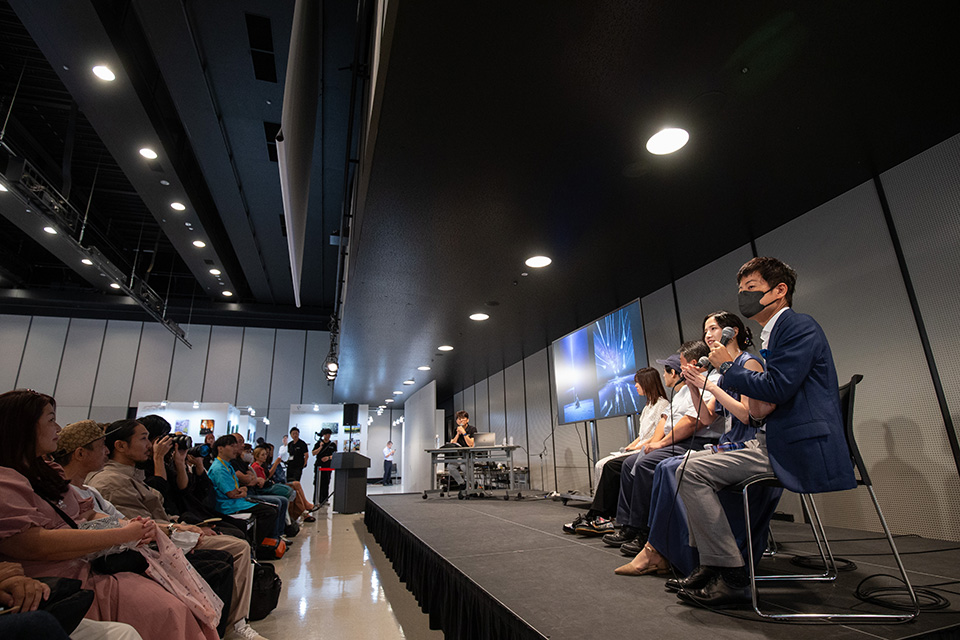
(209, 436, 282, 544)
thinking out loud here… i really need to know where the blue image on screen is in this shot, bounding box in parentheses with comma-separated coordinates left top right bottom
(554, 327, 596, 423)
(593, 304, 644, 418)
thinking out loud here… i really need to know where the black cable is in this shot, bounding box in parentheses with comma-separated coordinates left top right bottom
(789, 554, 857, 572)
(855, 574, 949, 611)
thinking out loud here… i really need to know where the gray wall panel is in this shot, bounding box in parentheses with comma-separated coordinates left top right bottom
(203, 325, 243, 402)
(474, 379, 489, 434)
(0, 314, 31, 391)
(266, 408, 291, 443)
(454, 390, 463, 414)
(596, 416, 629, 466)
(90, 320, 142, 409)
(756, 180, 960, 540)
(524, 348, 555, 491)
(129, 323, 176, 406)
(675, 244, 755, 343)
(16, 316, 69, 394)
(236, 328, 275, 411)
(641, 285, 681, 363)
(301, 330, 332, 404)
(270, 329, 307, 408)
(463, 384, 476, 423)
(54, 318, 107, 409)
(504, 361, 528, 476)
(487, 370, 506, 442)
(167, 325, 211, 403)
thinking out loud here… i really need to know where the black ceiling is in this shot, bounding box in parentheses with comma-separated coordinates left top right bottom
(2, 1, 960, 409)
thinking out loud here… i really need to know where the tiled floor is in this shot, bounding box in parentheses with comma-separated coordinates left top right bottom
(249, 483, 443, 640)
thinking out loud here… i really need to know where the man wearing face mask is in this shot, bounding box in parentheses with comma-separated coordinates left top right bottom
(672, 257, 856, 608)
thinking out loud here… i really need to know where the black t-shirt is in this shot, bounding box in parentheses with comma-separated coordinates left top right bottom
(287, 439, 309, 469)
(453, 424, 477, 447)
(313, 440, 337, 468)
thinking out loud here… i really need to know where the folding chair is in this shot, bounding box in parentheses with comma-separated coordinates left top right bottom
(731, 374, 919, 622)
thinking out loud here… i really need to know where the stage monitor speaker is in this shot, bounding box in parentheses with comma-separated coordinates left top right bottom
(343, 403, 359, 426)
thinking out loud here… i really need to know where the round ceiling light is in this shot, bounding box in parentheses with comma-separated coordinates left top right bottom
(469, 313, 490, 321)
(645, 128, 689, 155)
(221, 290, 233, 297)
(438, 345, 454, 352)
(524, 255, 552, 268)
(42, 226, 57, 235)
(170, 202, 186, 211)
(81, 258, 93, 266)
(109, 283, 121, 289)
(192, 240, 206, 248)
(139, 148, 158, 159)
(403, 380, 415, 385)
(0, 183, 8, 192)
(392, 391, 403, 395)
(417, 366, 431, 371)
(92, 65, 115, 81)
(385, 398, 394, 403)
(209, 268, 221, 275)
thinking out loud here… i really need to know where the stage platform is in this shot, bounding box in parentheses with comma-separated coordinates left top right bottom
(365, 493, 960, 640)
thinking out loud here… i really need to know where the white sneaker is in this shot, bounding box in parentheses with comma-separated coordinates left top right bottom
(227, 620, 267, 640)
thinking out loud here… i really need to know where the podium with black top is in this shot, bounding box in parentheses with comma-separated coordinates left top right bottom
(331, 452, 370, 514)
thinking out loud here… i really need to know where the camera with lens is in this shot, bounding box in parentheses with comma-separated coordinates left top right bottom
(187, 443, 210, 459)
(170, 433, 193, 451)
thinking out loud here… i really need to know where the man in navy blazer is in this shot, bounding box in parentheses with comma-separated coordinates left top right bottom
(673, 257, 856, 607)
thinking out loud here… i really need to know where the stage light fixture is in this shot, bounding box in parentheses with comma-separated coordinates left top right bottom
(646, 127, 689, 155)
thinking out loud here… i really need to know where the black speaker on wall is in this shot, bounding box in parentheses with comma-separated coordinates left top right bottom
(343, 403, 359, 426)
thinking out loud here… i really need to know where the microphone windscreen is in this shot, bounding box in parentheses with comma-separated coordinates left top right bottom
(697, 356, 711, 369)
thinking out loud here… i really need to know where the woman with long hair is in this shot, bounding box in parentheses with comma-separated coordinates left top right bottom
(615, 311, 782, 576)
(0, 389, 218, 640)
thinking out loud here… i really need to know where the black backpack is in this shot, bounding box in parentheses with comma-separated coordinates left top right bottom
(248, 561, 282, 621)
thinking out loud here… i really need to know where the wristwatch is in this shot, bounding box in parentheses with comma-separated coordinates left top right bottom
(718, 361, 733, 375)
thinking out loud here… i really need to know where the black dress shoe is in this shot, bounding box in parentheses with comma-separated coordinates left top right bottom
(676, 575, 751, 608)
(665, 565, 718, 592)
(620, 538, 643, 557)
(602, 527, 638, 548)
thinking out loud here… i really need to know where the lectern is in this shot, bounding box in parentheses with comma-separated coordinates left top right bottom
(331, 452, 370, 514)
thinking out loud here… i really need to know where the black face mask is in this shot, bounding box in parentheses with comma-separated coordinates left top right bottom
(738, 287, 774, 318)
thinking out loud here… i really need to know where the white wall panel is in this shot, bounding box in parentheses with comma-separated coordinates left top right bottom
(675, 244, 755, 343)
(16, 316, 69, 394)
(90, 320, 142, 412)
(524, 348, 555, 491)
(0, 315, 31, 392)
(301, 330, 332, 404)
(402, 380, 437, 492)
(236, 328, 275, 411)
(641, 285, 681, 363)
(129, 323, 176, 406)
(54, 318, 106, 410)
(487, 370, 506, 442)
(167, 324, 211, 402)
(270, 329, 306, 408)
(756, 180, 960, 540)
(203, 325, 243, 402)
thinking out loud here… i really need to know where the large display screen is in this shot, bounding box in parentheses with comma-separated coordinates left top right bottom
(552, 300, 647, 425)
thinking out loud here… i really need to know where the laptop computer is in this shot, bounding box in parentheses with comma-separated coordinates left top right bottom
(473, 432, 497, 447)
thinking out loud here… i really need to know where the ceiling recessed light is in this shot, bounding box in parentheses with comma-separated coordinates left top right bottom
(469, 313, 489, 321)
(417, 366, 431, 371)
(0, 183, 8, 192)
(42, 226, 57, 235)
(81, 258, 93, 266)
(403, 380, 415, 385)
(109, 282, 121, 289)
(646, 127, 689, 155)
(170, 202, 186, 211)
(385, 399, 394, 403)
(222, 290, 233, 297)
(393, 391, 403, 395)
(209, 268, 221, 275)
(438, 345, 454, 351)
(192, 240, 206, 248)
(92, 65, 115, 81)
(139, 148, 158, 159)
(159, 180, 170, 186)
(379, 405, 386, 409)
(524, 255, 552, 268)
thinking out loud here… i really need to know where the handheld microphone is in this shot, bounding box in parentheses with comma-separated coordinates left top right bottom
(697, 326, 737, 369)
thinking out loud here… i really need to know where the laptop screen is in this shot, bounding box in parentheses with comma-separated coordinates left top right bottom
(473, 432, 497, 447)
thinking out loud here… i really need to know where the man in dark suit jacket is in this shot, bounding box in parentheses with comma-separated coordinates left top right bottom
(674, 257, 856, 607)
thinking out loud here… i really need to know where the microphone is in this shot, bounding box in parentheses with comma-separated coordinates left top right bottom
(697, 326, 737, 369)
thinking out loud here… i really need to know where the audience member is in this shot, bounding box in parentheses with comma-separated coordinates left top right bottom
(311, 429, 336, 505)
(0, 389, 218, 640)
(285, 428, 309, 483)
(229, 434, 293, 539)
(208, 435, 284, 545)
(252, 446, 315, 522)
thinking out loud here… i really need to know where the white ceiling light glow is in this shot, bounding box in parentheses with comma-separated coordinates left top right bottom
(438, 345, 453, 351)
(646, 127, 689, 155)
(385, 399, 394, 403)
(209, 268, 221, 275)
(403, 380, 415, 385)
(417, 366, 431, 371)
(524, 255, 551, 268)
(139, 148, 158, 159)
(469, 313, 490, 321)
(109, 283, 121, 289)
(192, 240, 206, 248)
(42, 226, 57, 235)
(92, 65, 115, 81)
(170, 202, 186, 211)
(81, 258, 93, 266)
(0, 184, 8, 192)
(221, 290, 233, 297)
(393, 391, 403, 395)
